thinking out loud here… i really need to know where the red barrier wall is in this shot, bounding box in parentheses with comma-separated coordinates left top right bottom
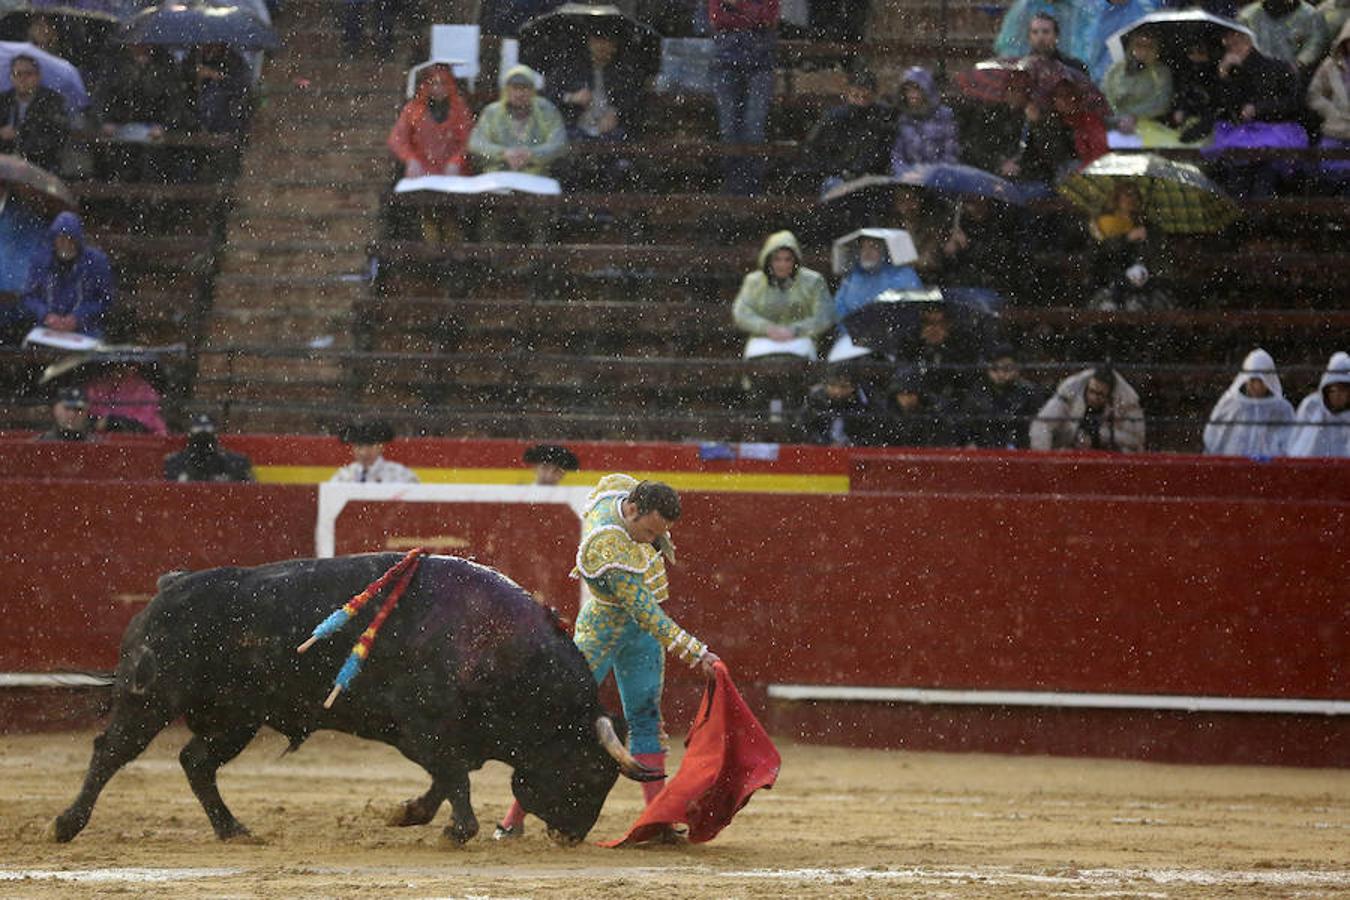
(1, 449, 1345, 766)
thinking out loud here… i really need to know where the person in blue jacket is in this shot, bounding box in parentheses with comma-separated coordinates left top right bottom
(19, 211, 116, 339)
(826, 228, 924, 362)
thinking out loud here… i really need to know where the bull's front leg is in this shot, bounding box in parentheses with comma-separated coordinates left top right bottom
(440, 769, 478, 845)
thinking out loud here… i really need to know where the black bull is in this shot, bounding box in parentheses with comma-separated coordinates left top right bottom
(53, 553, 658, 845)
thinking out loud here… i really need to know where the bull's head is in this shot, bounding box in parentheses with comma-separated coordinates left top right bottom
(510, 716, 662, 843)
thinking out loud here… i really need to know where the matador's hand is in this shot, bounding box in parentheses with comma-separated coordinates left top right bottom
(698, 651, 721, 678)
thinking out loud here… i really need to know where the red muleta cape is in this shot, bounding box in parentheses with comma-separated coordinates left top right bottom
(602, 662, 781, 846)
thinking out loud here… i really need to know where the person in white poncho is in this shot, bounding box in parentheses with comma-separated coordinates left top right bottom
(1202, 348, 1296, 457)
(1286, 351, 1350, 458)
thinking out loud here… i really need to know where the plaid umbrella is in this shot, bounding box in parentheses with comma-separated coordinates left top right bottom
(0, 152, 76, 219)
(1057, 152, 1239, 234)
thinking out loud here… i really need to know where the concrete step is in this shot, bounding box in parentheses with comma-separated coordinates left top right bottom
(257, 87, 402, 120)
(217, 241, 369, 277)
(213, 272, 370, 307)
(228, 210, 375, 243)
(229, 179, 386, 215)
(240, 147, 390, 181)
(203, 306, 355, 348)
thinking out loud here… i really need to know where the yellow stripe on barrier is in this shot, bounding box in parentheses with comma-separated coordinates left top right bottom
(256, 465, 849, 494)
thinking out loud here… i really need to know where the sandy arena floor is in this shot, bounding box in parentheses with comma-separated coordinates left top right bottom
(1, 725, 1347, 898)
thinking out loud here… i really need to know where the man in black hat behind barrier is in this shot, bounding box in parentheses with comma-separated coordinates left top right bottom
(523, 442, 580, 485)
(35, 386, 94, 442)
(164, 414, 255, 482)
(331, 421, 420, 483)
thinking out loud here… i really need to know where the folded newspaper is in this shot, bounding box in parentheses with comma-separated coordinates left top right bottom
(394, 173, 561, 196)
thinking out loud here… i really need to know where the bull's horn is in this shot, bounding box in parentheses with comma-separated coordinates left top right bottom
(594, 716, 664, 782)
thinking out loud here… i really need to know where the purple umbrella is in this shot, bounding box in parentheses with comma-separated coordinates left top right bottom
(0, 40, 89, 109)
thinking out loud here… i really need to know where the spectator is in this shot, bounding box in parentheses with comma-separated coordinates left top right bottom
(0, 54, 70, 173)
(890, 186, 948, 274)
(940, 196, 1018, 290)
(1048, 80, 1109, 166)
(523, 442, 579, 484)
(996, 5, 1091, 70)
(894, 303, 985, 406)
(95, 43, 193, 181)
(183, 44, 253, 136)
(468, 64, 567, 243)
(388, 63, 474, 243)
(958, 343, 1048, 448)
(801, 68, 896, 196)
(84, 362, 166, 435)
(827, 228, 922, 362)
(1286, 350, 1350, 456)
(890, 66, 961, 171)
(1086, 182, 1172, 311)
(953, 85, 1025, 175)
(731, 230, 832, 360)
(1024, 12, 1091, 74)
(708, 0, 780, 195)
(1089, 0, 1163, 84)
(1169, 40, 1222, 140)
(868, 365, 956, 447)
(800, 367, 871, 445)
(1202, 348, 1296, 456)
(18, 212, 116, 340)
(543, 29, 647, 142)
(164, 414, 255, 482)
(1210, 27, 1305, 195)
(330, 421, 419, 483)
(1307, 20, 1350, 187)
(1030, 364, 1146, 451)
(35, 386, 94, 442)
(542, 27, 649, 191)
(1239, 0, 1329, 77)
(1005, 75, 1079, 194)
(1102, 31, 1175, 130)
(1323, 0, 1350, 38)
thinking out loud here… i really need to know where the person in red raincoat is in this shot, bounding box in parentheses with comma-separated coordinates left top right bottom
(387, 63, 474, 243)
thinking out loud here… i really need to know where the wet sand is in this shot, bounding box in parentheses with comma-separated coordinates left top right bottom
(2, 726, 1347, 898)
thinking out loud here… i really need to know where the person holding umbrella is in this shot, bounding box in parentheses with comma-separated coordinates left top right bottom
(94, 42, 192, 181)
(0, 53, 69, 172)
(801, 68, 896, 197)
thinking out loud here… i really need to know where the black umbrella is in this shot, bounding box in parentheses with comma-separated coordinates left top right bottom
(842, 287, 1003, 358)
(518, 3, 659, 82)
(120, 1, 277, 50)
(39, 343, 186, 393)
(0, 152, 75, 219)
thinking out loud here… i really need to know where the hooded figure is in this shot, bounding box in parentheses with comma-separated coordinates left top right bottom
(731, 230, 832, 359)
(1307, 20, 1350, 140)
(890, 66, 961, 171)
(1239, 0, 1331, 70)
(388, 63, 475, 177)
(1030, 366, 1146, 452)
(1203, 348, 1296, 456)
(1286, 351, 1350, 457)
(827, 229, 924, 363)
(20, 212, 116, 338)
(468, 64, 567, 176)
(1089, 0, 1163, 83)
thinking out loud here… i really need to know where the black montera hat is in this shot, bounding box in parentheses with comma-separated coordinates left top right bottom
(523, 443, 579, 470)
(57, 386, 87, 408)
(341, 421, 396, 444)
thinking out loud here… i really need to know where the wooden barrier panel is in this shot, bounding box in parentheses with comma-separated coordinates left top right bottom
(2, 467, 1344, 764)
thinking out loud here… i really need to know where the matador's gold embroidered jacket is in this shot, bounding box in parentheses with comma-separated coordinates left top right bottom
(571, 474, 708, 668)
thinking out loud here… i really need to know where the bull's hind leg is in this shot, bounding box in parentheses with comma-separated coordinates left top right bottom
(53, 701, 173, 842)
(179, 723, 261, 840)
(387, 781, 448, 827)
